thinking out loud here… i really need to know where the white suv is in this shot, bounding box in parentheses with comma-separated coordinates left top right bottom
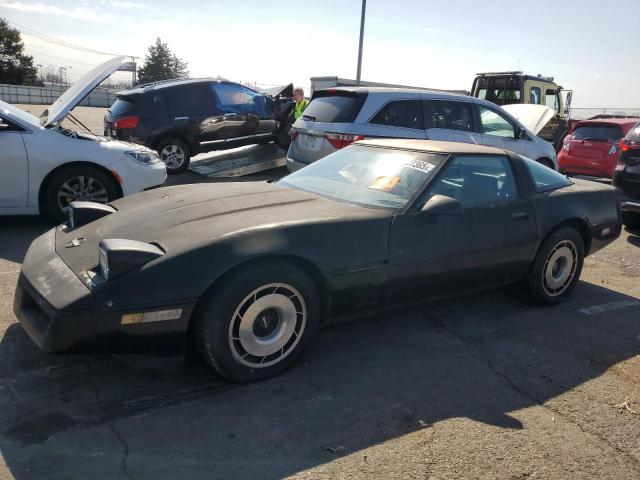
(287, 88, 558, 171)
(0, 57, 166, 222)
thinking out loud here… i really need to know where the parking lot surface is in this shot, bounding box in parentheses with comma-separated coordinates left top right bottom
(1, 108, 640, 480)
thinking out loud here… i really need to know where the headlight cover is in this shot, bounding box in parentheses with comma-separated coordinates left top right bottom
(124, 150, 161, 165)
(97, 239, 164, 281)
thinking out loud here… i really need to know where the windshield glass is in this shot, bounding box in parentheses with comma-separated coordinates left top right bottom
(279, 145, 446, 209)
(0, 99, 41, 127)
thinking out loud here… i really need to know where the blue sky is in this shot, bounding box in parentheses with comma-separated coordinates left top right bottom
(1, 0, 639, 107)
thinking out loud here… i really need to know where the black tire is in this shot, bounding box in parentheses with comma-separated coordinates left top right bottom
(622, 212, 640, 228)
(516, 226, 585, 305)
(44, 166, 120, 224)
(194, 260, 321, 382)
(156, 138, 191, 174)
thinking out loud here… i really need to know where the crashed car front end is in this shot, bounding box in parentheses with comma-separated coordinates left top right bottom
(13, 224, 194, 354)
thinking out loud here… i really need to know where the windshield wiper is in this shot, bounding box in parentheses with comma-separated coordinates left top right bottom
(302, 114, 316, 121)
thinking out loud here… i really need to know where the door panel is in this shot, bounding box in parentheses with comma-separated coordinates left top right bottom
(167, 84, 218, 148)
(476, 104, 529, 157)
(0, 122, 28, 208)
(387, 154, 537, 303)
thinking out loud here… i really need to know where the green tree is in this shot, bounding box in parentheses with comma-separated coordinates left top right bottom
(137, 38, 188, 84)
(0, 18, 39, 85)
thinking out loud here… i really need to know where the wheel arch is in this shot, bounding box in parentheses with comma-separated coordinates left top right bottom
(38, 161, 124, 215)
(543, 217, 592, 256)
(190, 254, 333, 331)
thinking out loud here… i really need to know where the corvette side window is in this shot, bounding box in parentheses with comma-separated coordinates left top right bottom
(427, 155, 516, 207)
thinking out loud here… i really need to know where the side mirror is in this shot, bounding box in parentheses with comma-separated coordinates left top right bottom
(421, 194, 463, 216)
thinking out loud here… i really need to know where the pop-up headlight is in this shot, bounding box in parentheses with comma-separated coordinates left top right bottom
(98, 239, 164, 280)
(68, 201, 116, 229)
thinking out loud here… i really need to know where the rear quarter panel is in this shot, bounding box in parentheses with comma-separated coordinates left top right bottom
(528, 180, 620, 256)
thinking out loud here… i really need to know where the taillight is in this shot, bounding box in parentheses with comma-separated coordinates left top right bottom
(113, 115, 139, 129)
(324, 133, 365, 149)
(620, 139, 640, 165)
(619, 139, 640, 152)
(290, 129, 298, 141)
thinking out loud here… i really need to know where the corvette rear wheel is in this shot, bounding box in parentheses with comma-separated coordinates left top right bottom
(518, 227, 585, 305)
(194, 260, 320, 382)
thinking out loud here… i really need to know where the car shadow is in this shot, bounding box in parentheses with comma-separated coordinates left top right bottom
(1, 281, 639, 479)
(625, 225, 640, 247)
(0, 216, 51, 264)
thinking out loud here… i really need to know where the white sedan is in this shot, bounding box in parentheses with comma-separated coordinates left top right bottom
(0, 57, 166, 222)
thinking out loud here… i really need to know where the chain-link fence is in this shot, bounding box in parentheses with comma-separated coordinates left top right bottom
(570, 108, 640, 120)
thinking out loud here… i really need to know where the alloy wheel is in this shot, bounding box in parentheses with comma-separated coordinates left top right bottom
(57, 175, 109, 212)
(160, 144, 186, 169)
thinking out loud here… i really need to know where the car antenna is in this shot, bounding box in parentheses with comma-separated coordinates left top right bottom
(67, 112, 94, 134)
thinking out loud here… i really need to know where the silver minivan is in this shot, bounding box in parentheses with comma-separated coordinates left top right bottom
(286, 88, 558, 171)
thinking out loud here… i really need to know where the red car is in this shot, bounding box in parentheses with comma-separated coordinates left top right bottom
(558, 118, 639, 178)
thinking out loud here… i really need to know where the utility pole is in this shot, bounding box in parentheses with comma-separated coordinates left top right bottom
(356, 0, 367, 85)
(130, 55, 137, 86)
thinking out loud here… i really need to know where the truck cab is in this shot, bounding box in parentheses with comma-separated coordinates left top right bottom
(471, 71, 573, 151)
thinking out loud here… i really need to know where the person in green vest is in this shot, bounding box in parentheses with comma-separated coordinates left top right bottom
(293, 87, 309, 120)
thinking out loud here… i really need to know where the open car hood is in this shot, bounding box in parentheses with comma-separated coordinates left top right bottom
(42, 56, 125, 127)
(259, 83, 293, 98)
(501, 104, 555, 135)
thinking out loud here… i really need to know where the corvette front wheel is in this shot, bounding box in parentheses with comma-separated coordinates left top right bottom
(194, 260, 321, 382)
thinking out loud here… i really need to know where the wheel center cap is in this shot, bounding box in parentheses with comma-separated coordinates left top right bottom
(252, 308, 280, 338)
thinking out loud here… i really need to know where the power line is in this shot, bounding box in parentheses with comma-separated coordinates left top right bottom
(9, 21, 133, 58)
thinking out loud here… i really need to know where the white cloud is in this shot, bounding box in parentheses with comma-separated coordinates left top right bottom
(1, 1, 112, 22)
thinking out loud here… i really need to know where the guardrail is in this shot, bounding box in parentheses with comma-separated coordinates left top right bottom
(0, 83, 117, 107)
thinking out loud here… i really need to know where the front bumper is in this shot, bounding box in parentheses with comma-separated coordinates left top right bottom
(13, 228, 193, 353)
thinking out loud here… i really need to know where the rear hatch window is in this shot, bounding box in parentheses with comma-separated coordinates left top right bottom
(571, 124, 623, 142)
(303, 90, 367, 123)
(109, 97, 136, 115)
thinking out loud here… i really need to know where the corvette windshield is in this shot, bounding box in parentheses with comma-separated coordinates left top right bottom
(279, 145, 446, 209)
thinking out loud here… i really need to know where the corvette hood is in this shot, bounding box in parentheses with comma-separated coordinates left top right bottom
(501, 104, 555, 135)
(43, 56, 125, 127)
(55, 182, 384, 275)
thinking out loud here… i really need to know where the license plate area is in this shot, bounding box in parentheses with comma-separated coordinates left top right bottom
(298, 133, 323, 151)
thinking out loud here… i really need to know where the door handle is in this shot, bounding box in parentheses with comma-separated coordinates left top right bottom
(512, 211, 529, 221)
(174, 116, 189, 121)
